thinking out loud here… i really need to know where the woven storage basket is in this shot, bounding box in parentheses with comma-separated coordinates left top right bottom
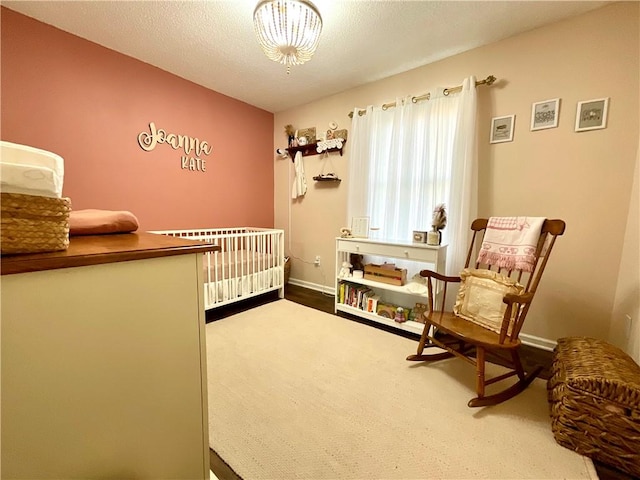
(548, 336, 640, 477)
(1, 192, 71, 254)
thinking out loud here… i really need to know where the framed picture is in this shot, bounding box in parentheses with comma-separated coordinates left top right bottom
(297, 127, 316, 144)
(333, 129, 348, 141)
(490, 115, 515, 144)
(575, 98, 609, 132)
(531, 98, 560, 131)
(351, 216, 370, 238)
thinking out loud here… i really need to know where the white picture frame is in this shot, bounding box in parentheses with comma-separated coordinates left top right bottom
(575, 97, 609, 132)
(490, 115, 515, 144)
(351, 216, 370, 238)
(531, 98, 560, 131)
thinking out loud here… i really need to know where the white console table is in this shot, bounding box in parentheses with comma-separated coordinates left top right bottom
(335, 237, 447, 335)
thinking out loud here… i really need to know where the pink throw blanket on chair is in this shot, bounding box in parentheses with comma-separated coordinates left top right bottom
(477, 217, 545, 272)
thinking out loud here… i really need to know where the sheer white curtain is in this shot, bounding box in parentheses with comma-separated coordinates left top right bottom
(347, 76, 478, 275)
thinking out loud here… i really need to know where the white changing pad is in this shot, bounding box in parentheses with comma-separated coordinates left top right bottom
(0, 141, 64, 198)
(0, 162, 62, 198)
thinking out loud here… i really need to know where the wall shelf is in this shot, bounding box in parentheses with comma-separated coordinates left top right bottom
(312, 175, 341, 183)
(288, 140, 346, 161)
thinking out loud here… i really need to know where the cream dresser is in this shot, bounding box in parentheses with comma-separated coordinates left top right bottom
(1, 233, 218, 479)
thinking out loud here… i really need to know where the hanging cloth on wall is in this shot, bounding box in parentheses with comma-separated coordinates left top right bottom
(291, 150, 307, 199)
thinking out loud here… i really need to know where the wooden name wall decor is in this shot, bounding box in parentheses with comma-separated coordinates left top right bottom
(137, 122, 212, 172)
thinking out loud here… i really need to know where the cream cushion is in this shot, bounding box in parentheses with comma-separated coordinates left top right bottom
(453, 268, 524, 334)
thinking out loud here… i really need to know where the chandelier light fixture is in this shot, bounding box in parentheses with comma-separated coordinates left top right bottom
(253, 0, 323, 74)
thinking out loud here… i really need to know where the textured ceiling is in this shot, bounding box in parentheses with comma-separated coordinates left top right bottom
(3, 0, 610, 113)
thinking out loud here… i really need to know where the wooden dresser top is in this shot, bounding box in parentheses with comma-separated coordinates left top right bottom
(1, 232, 219, 275)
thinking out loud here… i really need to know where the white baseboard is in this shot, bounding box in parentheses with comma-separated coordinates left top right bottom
(288, 278, 335, 296)
(288, 279, 557, 352)
(520, 333, 557, 351)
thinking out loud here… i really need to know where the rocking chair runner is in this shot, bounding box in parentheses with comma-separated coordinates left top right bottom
(407, 218, 566, 407)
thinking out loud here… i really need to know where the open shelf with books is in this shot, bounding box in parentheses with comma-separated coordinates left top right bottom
(336, 302, 427, 335)
(335, 237, 447, 335)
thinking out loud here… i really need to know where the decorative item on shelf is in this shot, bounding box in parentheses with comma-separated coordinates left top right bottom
(394, 307, 406, 323)
(351, 216, 370, 238)
(284, 124, 296, 147)
(352, 270, 364, 279)
(376, 303, 397, 319)
(412, 230, 428, 243)
(427, 203, 446, 245)
(364, 263, 407, 286)
(339, 227, 352, 238)
(297, 127, 316, 145)
(350, 253, 364, 272)
(326, 121, 338, 140)
(253, 0, 323, 74)
(426, 230, 440, 246)
(405, 279, 428, 295)
(338, 261, 352, 278)
(413, 303, 428, 324)
(405, 272, 428, 294)
(316, 137, 345, 153)
(334, 129, 348, 141)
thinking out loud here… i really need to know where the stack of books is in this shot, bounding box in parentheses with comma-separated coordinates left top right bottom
(338, 281, 380, 312)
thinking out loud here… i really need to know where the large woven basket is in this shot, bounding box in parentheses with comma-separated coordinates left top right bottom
(548, 336, 640, 477)
(1, 192, 72, 254)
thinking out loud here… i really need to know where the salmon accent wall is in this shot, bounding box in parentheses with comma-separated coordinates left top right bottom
(0, 7, 275, 231)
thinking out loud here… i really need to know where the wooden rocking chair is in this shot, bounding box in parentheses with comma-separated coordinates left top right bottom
(407, 218, 566, 407)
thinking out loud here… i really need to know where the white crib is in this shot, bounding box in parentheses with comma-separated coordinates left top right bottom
(150, 228, 285, 310)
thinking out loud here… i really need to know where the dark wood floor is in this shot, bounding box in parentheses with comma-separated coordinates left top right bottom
(208, 284, 637, 480)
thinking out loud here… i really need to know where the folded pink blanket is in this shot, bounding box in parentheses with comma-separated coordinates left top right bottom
(477, 217, 545, 272)
(69, 209, 139, 236)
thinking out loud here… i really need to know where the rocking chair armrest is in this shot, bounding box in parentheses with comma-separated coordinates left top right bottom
(419, 269, 461, 283)
(503, 292, 534, 306)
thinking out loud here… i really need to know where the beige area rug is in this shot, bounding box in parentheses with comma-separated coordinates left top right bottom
(206, 300, 597, 480)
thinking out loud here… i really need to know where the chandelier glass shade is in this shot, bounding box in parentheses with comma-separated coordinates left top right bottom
(253, 0, 323, 72)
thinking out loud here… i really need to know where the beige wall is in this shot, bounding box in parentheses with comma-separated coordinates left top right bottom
(611, 141, 640, 362)
(274, 2, 639, 349)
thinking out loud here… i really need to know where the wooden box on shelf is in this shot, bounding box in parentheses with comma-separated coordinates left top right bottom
(363, 263, 407, 286)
